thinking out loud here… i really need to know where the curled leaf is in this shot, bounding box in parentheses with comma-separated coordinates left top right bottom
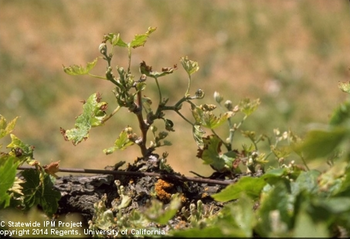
(63, 58, 98, 76)
(61, 93, 108, 145)
(180, 56, 199, 75)
(130, 27, 157, 48)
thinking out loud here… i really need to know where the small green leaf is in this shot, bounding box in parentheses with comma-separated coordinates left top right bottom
(192, 105, 234, 129)
(145, 195, 181, 225)
(62, 93, 108, 145)
(338, 81, 350, 94)
(140, 61, 175, 78)
(329, 100, 350, 126)
(294, 127, 348, 160)
(63, 58, 98, 76)
(103, 130, 134, 155)
(105, 33, 128, 47)
(239, 98, 260, 116)
(212, 176, 266, 202)
(130, 27, 157, 48)
(7, 134, 34, 163)
(0, 115, 18, 139)
(180, 56, 199, 75)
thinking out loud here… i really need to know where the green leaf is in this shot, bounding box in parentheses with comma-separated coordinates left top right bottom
(255, 182, 292, 237)
(329, 100, 350, 126)
(192, 125, 205, 147)
(130, 27, 157, 48)
(63, 58, 98, 76)
(103, 130, 134, 155)
(212, 176, 266, 202)
(294, 127, 348, 160)
(0, 157, 19, 209)
(338, 81, 350, 94)
(291, 170, 321, 196)
(180, 56, 199, 75)
(62, 93, 108, 145)
(0, 115, 18, 139)
(139, 61, 175, 78)
(198, 135, 225, 171)
(145, 195, 181, 225)
(105, 33, 128, 47)
(222, 194, 255, 237)
(293, 210, 329, 237)
(239, 98, 260, 116)
(192, 105, 234, 129)
(21, 169, 60, 217)
(7, 134, 34, 163)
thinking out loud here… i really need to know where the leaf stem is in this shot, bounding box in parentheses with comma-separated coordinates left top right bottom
(102, 106, 121, 124)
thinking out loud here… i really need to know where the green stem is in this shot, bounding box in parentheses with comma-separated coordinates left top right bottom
(102, 106, 121, 124)
(175, 110, 194, 126)
(154, 77, 162, 106)
(88, 73, 107, 80)
(127, 45, 132, 74)
(185, 74, 192, 96)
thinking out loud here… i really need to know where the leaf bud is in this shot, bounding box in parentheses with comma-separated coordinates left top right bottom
(224, 100, 233, 111)
(99, 43, 107, 55)
(194, 89, 205, 99)
(158, 131, 168, 139)
(213, 91, 223, 104)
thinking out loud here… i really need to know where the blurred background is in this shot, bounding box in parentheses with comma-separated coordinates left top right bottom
(1, 0, 350, 176)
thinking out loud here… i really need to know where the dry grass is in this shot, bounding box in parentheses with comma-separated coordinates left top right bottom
(1, 0, 350, 175)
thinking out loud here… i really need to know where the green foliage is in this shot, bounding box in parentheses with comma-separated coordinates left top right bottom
(0, 115, 60, 218)
(3, 26, 350, 237)
(21, 169, 61, 217)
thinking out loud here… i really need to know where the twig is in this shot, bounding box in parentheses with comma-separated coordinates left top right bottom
(17, 166, 233, 186)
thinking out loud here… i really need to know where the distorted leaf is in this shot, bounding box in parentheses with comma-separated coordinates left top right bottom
(105, 33, 128, 47)
(7, 134, 34, 163)
(192, 125, 205, 147)
(103, 130, 134, 155)
(130, 27, 157, 48)
(180, 56, 199, 75)
(0, 115, 18, 139)
(140, 61, 175, 78)
(192, 106, 233, 129)
(239, 98, 260, 116)
(63, 58, 98, 75)
(62, 93, 108, 145)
